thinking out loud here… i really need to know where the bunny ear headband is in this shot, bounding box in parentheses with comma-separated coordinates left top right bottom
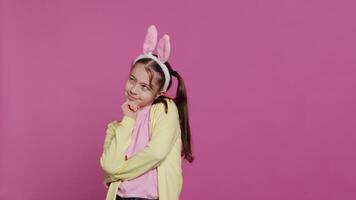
(133, 25, 171, 92)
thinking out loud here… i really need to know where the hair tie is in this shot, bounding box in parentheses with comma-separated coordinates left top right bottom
(171, 70, 178, 77)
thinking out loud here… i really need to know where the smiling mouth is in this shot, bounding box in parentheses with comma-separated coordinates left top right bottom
(127, 95, 138, 101)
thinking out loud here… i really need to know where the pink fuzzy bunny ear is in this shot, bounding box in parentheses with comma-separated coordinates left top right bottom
(143, 25, 158, 54)
(156, 34, 171, 63)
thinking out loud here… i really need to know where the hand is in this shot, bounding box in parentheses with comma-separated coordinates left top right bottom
(121, 100, 140, 120)
(104, 181, 110, 189)
(103, 173, 117, 189)
(103, 174, 111, 189)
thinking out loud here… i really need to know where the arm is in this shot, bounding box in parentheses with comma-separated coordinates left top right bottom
(105, 102, 180, 182)
(101, 121, 119, 187)
(100, 116, 135, 177)
(102, 120, 118, 151)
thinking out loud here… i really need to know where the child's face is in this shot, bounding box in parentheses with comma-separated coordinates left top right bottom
(124, 63, 163, 108)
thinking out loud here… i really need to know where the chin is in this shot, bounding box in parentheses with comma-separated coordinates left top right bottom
(128, 98, 140, 105)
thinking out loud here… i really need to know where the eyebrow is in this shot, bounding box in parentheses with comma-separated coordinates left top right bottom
(130, 74, 151, 87)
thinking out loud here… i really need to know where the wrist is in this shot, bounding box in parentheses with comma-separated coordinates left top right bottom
(122, 115, 136, 126)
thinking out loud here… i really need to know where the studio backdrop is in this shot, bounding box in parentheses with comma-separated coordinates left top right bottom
(1, 0, 356, 199)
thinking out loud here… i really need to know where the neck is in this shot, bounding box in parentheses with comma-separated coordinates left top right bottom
(137, 103, 152, 112)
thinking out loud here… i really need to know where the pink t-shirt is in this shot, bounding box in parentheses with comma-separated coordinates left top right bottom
(117, 104, 158, 199)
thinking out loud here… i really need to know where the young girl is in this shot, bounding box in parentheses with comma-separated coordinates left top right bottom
(100, 25, 194, 200)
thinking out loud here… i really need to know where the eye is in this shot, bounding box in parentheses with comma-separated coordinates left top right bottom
(141, 85, 149, 91)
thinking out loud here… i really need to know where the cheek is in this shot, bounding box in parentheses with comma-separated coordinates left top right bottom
(124, 81, 131, 91)
(142, 93, 155, 102)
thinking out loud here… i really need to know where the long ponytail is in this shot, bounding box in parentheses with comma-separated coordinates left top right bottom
(170, 70, 194, 163)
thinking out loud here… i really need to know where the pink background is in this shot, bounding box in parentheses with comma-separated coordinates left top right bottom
(1, 0, 356, 199)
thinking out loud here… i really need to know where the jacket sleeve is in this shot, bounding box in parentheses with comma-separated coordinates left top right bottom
(105, 101, 180, 182)
(100, 116, 135, 178)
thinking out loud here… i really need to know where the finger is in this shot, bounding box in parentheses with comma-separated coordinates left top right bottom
(128, 102, 138, 109)
(122, 101, 129, 108)
(124, 101, 135, 109)
(128, 104, 135, 111)
(130, 102, 139, 109)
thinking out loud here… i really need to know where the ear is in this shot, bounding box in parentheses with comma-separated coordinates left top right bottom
(156, 34, 171, 63)
(143, 25, 158, 54)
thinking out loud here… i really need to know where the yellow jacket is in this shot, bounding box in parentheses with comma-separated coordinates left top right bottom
(100, 98, 183, 200)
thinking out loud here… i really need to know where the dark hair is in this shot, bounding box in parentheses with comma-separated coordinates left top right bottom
(130, 55, 194, 163)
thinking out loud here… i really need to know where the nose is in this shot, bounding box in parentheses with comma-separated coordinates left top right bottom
(129, 83, 139, 95)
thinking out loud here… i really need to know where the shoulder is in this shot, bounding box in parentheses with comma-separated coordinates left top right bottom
(150, 97, 179, 123)
(151, 97, 178, 116)
(150, 98, 181, 134)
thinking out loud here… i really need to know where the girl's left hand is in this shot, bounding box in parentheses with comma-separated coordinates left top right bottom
(104, 181, 110, 189)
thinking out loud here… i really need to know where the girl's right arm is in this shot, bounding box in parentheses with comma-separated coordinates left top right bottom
(100, 100, 139, 179)
(104, 100, 180, 182)
(100, 116, 135, 180)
